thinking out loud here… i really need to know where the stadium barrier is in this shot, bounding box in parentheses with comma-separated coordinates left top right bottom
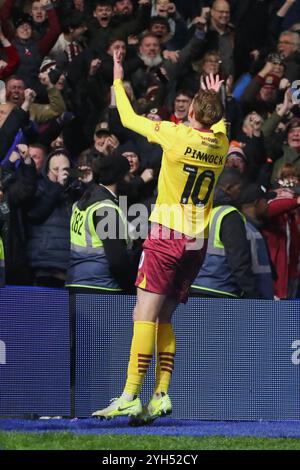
(1, 287, 300, 419)
(0, 286, 70, 417)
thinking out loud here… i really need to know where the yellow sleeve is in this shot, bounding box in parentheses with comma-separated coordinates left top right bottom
(211, 119, 227, 135)
(113, 79, 176, 148)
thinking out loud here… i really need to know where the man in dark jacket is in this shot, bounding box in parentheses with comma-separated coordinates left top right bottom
(67, 36, 142, 142)
(191, 168, 261, 298)
(117, 140, 156, 205)
(26, 148, 75, 287)
(277, 30, 300, 83)
(0, 143, 37, 285)
(188, 0, 234, 78)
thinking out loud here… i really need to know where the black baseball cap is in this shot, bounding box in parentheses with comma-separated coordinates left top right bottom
(94, 122, 111, 136)
(239, 184, 276, 205)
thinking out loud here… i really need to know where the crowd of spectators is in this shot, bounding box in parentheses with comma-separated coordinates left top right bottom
(1, 0, 300, 299)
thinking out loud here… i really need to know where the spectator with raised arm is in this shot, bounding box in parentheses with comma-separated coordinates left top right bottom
(88, 0, 151, 50)
(0, 88, 33, 161)
(6, 70, 66, 124)
(241, 59, 284, 119)
(30, 0, 49, 40)
(10, 0, 61, 92)
(189, 0, 234, 78)
(150, 2, 188, 51)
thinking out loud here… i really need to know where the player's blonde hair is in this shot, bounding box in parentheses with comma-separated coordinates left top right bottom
(193, 89, 223, 128)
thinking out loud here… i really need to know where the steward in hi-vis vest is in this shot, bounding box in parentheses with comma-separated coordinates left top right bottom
(66, 155, 136, 293)
(190, 169, 261, 299)
(239, 183, 276, 300)
(191, 205, 250, 298)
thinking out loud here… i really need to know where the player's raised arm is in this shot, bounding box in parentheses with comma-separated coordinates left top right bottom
(112, 50, 154, 138)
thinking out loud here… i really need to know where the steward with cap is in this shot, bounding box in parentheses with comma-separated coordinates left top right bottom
(66, 154, 136, 293)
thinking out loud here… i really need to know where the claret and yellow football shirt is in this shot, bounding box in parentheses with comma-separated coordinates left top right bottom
(114, 79, 229, 238)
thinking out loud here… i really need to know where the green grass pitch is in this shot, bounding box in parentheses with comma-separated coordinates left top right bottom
(0, 432, 300, 450)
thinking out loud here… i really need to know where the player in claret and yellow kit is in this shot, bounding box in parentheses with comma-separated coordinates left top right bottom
(92, 50, 229, 424)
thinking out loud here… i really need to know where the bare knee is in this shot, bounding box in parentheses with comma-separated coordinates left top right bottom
(132, 289, 166, 322)
(132, 303, 157, 322)
(132, 305, 139, 322)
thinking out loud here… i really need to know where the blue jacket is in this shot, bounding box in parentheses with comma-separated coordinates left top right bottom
(245, 219, 274, 300)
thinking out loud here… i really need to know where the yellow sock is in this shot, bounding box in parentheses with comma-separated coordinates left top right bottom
(155, 323, 176, 394)
(124, 321, 156, 396)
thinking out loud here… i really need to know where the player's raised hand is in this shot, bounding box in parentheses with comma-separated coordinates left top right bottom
(113, 49, 124, 81)
(200, 73, 224, 93)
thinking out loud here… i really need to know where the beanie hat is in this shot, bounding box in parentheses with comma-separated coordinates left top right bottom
(93, 155, 130, 185)
(226, 141, 247, 163)
(39, 58, 57, 73)
(117, 140, 140, 158)
(13, 14, 33, 29)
